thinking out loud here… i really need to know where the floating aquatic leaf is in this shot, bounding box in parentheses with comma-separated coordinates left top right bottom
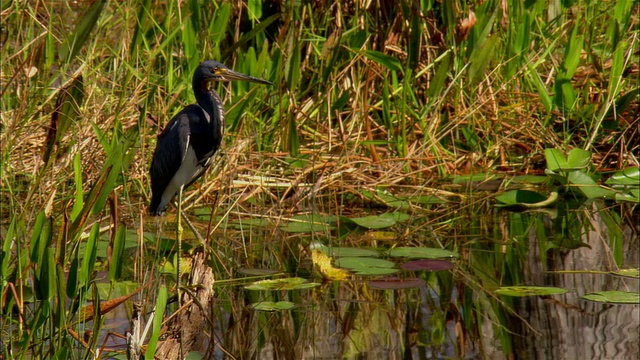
(312, 250, 349, 280)
(328, 247, 380, 257)
(568, 171, 617, 199)
(545, 148, 591, 171)
(615, 188, 639, 203)
(334, 257, 398, 275)
(606, 167, 640, 186)
(308, 243, 380, 258)
(495, 286, 568, 297)
(582, 291, 639, 304)
(237, 268, 280, 276)
(401, 259, 454, 271)
(368, 277, 426, 290)
(251, 301, 296, 311)
(495, 190, 558, 208)
(244, 277, 320, 291)
(348, 212, 410, 229)
(387, 247, 459, 259)
(610, 269, 639, 278)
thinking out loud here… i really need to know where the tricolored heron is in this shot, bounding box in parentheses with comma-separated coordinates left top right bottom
(148, 60, 272, 301)
(149, 60, 273, 216)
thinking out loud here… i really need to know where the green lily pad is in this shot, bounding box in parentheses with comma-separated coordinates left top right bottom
(251, 301, 296, 311)
(387, 247, 459, 259)
(334, 257, 398, 275)
(348, 212, 410, 229)
(329, 247, 380, 257)
(368, 277, 426, 290)
(308, 243, 380, 258)
(610, 269, 640, 278)
(244, 277, 320, 291)
(605, 167, 640, 186)
(495, 190, 557, 208)
(545, 148, 591, 171)
(495, 286, 568, 297)
(615, 188, 639, 203)
(567, 171, 617, 199)
(582, 291, 639, 304)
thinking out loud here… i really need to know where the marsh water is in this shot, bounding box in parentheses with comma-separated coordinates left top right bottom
(94, 198, 638, 360)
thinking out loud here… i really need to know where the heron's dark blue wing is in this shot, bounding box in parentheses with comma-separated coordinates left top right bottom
(149, 104, 219, 215)
(149, 111, 190, 215)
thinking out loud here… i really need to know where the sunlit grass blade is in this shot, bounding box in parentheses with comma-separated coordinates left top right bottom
(109, 225, 126, 281)
(29, 212, 47, 264)
(59, 0, 106, 62)
(364, 50, 402, 72)
(145, 285, 168, 358)
(79, 223, 100, 288)
(70, 153, 84, 222)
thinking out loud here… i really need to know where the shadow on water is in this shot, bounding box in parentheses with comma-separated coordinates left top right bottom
(103, 198, 638, 359)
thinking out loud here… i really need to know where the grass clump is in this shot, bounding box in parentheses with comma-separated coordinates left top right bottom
(1, 0, 637, 358)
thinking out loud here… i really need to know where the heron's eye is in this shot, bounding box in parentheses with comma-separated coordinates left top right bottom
(212, 67, 218, 73)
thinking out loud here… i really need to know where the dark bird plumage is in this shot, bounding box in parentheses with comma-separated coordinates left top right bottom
(149, 60, 272, 216)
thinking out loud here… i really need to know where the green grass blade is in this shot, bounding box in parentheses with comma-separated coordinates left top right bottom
(79, 223, 100, 288)
(70, 153, 84, 222)
(59, 0, 106, 62)
(364, 50, 402, 72)
(145, 285, 168, 358)
(108, 225, 126, 282)
(427, 52, 452, 98)
(29, 211, 47, 263)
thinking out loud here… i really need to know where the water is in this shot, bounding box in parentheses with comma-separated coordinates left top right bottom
(102, 200, 638, 359)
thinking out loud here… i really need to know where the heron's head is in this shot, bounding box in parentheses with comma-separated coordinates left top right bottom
(196, 60, 273, 86)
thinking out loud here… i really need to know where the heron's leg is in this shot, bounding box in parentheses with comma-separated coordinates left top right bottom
(176, 185, 184, 306)
(179, 211, 206, 247)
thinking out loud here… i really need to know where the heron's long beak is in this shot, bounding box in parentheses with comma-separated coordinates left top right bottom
(217, 68, 273, 86)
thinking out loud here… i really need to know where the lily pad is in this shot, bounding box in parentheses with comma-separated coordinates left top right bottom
(610, 269, 639, 278)
(308, 243, 380, 258)
(401, 259, 454, 271)
(545, 148, 591, 171)
(334, 257, 398, 275)
(348, 212, 410, 229)
(251, 301, 296, 311)
(605, 167, 640, 186)
(368, 277, 426, 290)
(567, 171, 617, 199)
(495, 190, 557, 208)
(582, 291, 639, 304)
(615, 188, 639, 203)
(328, 247, 380, 257)
(495, 286, 568, 297)
(244, 277, 320, 291)
(387, 247, 459, 259)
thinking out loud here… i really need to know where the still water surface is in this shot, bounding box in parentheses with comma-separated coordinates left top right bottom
(101, 200, 638, 359)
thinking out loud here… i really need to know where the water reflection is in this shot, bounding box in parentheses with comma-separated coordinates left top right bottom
(120, 201, 638, 359)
